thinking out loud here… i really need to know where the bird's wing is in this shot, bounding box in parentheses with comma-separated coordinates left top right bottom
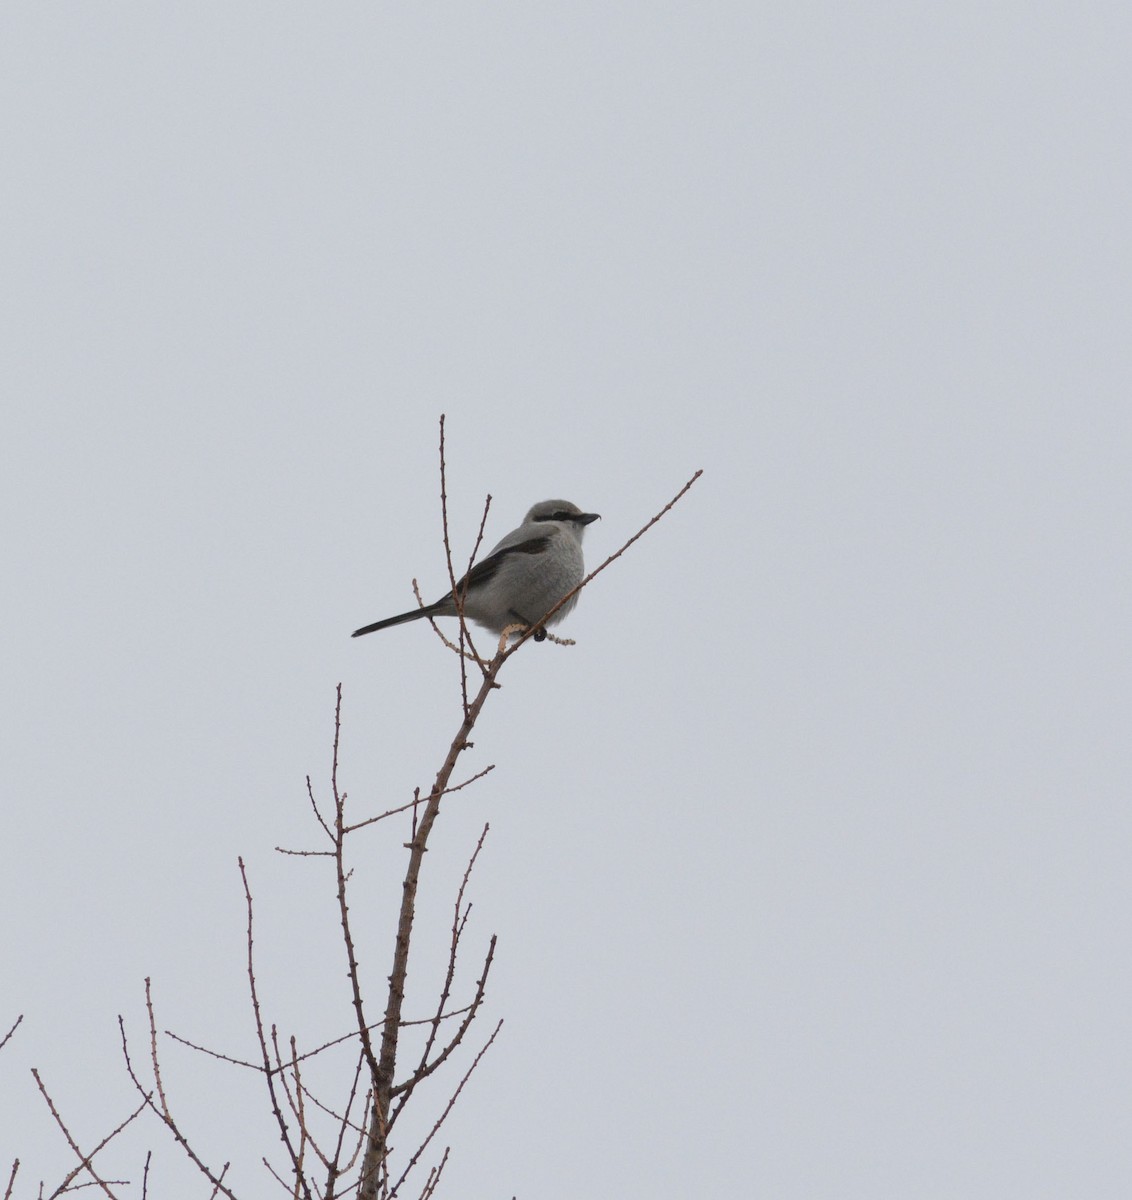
(452, 534, 551, 595)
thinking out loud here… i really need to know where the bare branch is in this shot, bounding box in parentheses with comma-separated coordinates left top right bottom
(410, 578, 489, 664)
(306, 774, 335, 843)
(327, 1072, 371, 1197)
(388, 1020, 502, 1198)
(288, 1036, 310, 1192)
(0, 1015, 21, 1054)
(268, 1027, 307, 1165)
(238, 860, 312, 1200)
(32, 1067, 144, 1199)
(390, 934, 495, 1117)
(398, 1002, 476, 1028)
(325, 1053, 364, 1197)
(143, 981, 169, 1118)
(205, 1160, 232, 1200)
(457, 492, 494, 685)
(436, 415, 489, 695)
(403, 825, 491, 1097)
(161, 1029, 260, 1072)
(119, 1004, 239, 1200)
(342, 766, 495, 837)
(329, 688, 382, 1094)
(415, 1147, 449, 1200)
(261, 1155, 293, 1195)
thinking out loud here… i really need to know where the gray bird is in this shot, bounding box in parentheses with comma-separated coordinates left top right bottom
(351, 499, 600, 640)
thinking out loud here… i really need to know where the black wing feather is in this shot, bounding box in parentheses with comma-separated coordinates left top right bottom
(452, 534, 551, 595)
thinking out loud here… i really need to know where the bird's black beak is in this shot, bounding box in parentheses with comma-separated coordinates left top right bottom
(577, 512, 601, 526)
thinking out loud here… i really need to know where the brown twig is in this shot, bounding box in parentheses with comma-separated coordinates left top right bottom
(262, 1156, 294, 1195)
(269, 1026, 316, 1178)
(161, 1029, 259, 1071)
(237, 860, 313, 1200)
(416, 1148, 449, 1200)
(411, 579, 490, 664)
(32, 1067, 144, 1199)
(389, 934, 495, 1116)
(400, 825, 492, 1104)
(436, 417, 491, 705)
(0, 1015, 21, 1053)
(325, 1050, 368, 1197)
(119, 997, 239, 1199)
(206, 1161, 232, 1200)
(336, 1078, 372, 1192)
(143, 981, 169, 1117)
(398, 1003, 475, 1028)
(341, 766, 495, 837)
(387, 1020, 502, 1198)
(288, 1035, 311, 1191)
(328, 685, 383, 1098)
(458, 492, 494, 681)
(437, 416, 466, 706)
(306, 775, 335, 843)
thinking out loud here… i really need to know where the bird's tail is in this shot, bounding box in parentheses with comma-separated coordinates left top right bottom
(351, 604, 438, 638)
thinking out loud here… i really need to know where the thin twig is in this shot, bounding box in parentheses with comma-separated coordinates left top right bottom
(206, 1161, 231, 1200)
(459, 493, 494, 680)
(388, 1020, 503, 1198)
(0, 1015, 21, 1053)
(262, 1156, 294, 1195)
(411, 579, 488, 663)
(289, 1035, 311, 1192)
(32, 1068, 143, 1199)
(399, 1002, 475, 1028)
(120, 1004, 240, 1198)
(389, 935, 495, 1115)
(167, 1012, 384, 1076)
(342, 766, 495, 836)
(144, 980, 170, 1117)
(412, 825, 490, 1083)
(416, 1147, 449, 1200)
(437, 418, 475, 708)
(437, 416, 465, 709)
(325, 1049, 367, 1198)
(270, 1026, 302, 1145)
(238, 859, 312, 1200)
(329, 686, 382, 1094)
(306, 774, 334, 843)
(162, 1029, 259, 1070)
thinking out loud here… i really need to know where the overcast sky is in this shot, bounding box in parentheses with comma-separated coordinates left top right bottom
(3, 5, 1132, 1198)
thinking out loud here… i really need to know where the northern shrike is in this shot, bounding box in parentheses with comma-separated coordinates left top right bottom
(351, 499, 600, 640)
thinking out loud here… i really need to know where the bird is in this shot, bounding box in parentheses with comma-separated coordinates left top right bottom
(351, 499, 600, 641)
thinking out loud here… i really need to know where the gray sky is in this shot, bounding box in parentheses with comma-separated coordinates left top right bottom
(3, 5, 1131, 1197)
